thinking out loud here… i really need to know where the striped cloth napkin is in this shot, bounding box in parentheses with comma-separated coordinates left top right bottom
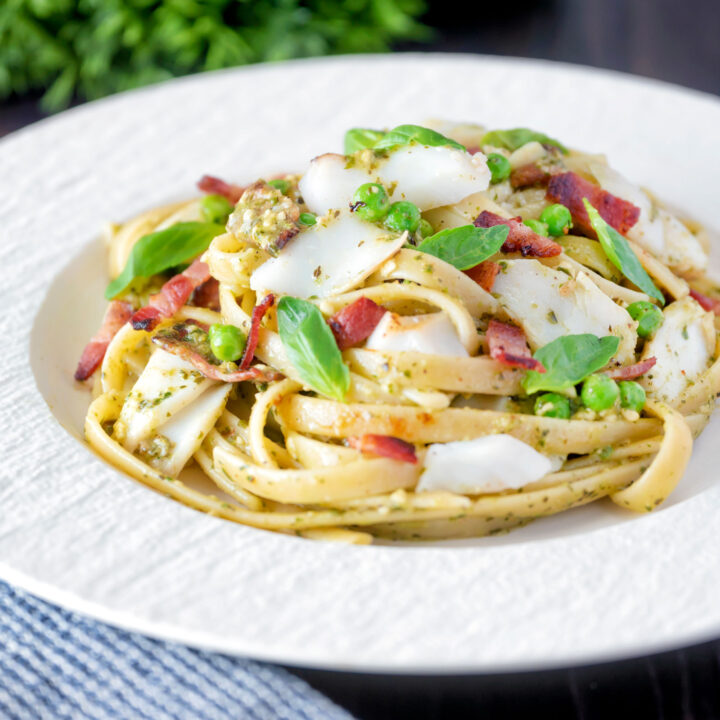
(0, 580, 355, 720)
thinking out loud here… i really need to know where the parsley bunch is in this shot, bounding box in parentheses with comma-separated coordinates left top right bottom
(0, 0, 429, 111)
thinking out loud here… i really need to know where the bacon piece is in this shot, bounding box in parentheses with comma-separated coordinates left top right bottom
(130, 306, 163, 332)
(604, 357, 657, 381)
(238, 294, 275, 370)
(347, 434, 418, 464)
(474, 211, 562, 257)
(130, 260, 211, 332)
(74, 301, 133, 381)
(690, 288, 720, 315)
(486, 319, 546, 372)
(464, 260, 500, 293)
(197, 175, 245, 204)
(183, 258, 212, 284)
(192, 277, 220, 311)
(328, 297, 386, 350)
(152, 333, 282, 383)
(510, 163, 550, 189)
(546, 171, 640, 237)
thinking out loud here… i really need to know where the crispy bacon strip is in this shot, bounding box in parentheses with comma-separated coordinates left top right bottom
(604, 357, 657, 381)
(130, 306, 164, 332)
(486, 319, 546, 372)
(152, 334, 281, 383)
(328, 297, 386, 350)
(192, 277, 220, 311)
(197, 175, 245, 204)
(474, 211, 562, 257)
(690, 288, 720, 315)
(74, 301, 133, 381)
(464, 260, 500, 293)
(510, 163, 550, 189)
(347, 434, 418, 464)
(546, 172, 640, 237)
(238, 293, 275, 370)
(130, 260, 211, 332)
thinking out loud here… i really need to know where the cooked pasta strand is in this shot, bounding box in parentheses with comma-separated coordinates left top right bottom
(79, 120, 719, 543)
(277, 395, 662, 454)
(610, 401, 693, 511)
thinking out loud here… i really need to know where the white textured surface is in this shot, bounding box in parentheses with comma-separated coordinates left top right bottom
(1, 54, 719, 673)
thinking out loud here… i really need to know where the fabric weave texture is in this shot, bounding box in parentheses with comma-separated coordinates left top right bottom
(0, 580, 354, 720)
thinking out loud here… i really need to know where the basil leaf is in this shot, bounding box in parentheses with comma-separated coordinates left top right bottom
(523, 334, 620, 394)
(277, 297, 350, 402)
(416, 224, 508, 270)
(373, 124, 466, 152)
(105, 221, 224, 300)
(481, 127, 568, 155)
(583, 199, 664, 304)
(344, 127, 387, 154)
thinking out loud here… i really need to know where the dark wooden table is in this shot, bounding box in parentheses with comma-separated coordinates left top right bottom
(2, 1, 718, 717)
(291, 639, 720, 719)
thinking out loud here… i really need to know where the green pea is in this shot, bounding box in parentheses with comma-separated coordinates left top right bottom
(299, 212, 317, 226)
(351, 183, 390, 222)
(208, 324, 247, 362)
(627, 301, 664, 338)
(540, 203, 573, 236)
(534, 392, 571, 419)
(384, 201, 421, 234)
(417, 219, 434, 239)
(581, 374, 619, 412)
(268, 178, 290, 194)
(487, 153, 511, 184)
(524, 218, 549, 236)
(200, 194, 233, 224)
(619, 380, 646, 413)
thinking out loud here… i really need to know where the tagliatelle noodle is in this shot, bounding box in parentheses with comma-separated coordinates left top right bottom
(79, 122, 719, 543)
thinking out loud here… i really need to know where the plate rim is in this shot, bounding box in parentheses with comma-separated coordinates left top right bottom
(4, 559, 720, 675)
(3, 51, 719, 151)
(2, 52, 719, 674)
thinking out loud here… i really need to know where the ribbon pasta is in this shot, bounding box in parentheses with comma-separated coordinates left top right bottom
(81, 122, 720, 544)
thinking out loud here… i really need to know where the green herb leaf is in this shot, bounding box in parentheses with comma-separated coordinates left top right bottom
(373, 124, 466, 152)
(481, 128, 568, 154)
(523, 334, 620, 394)
(344, 128, 387, 154)
(1, 4, 429, 112)
(416, 225, 508, 270)
(105, 221, 224, 300)
(583, 199, 665, 304)
(277, 297, 350, 402)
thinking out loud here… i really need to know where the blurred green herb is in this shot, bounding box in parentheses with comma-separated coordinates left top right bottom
(481, 128, 568, 154)
(0, 0, 429, 111)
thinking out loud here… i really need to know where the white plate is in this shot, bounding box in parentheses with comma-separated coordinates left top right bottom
(1, 54, 719, 674)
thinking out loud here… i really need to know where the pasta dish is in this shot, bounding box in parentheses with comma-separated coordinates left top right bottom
(75, 121, 720, 544)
